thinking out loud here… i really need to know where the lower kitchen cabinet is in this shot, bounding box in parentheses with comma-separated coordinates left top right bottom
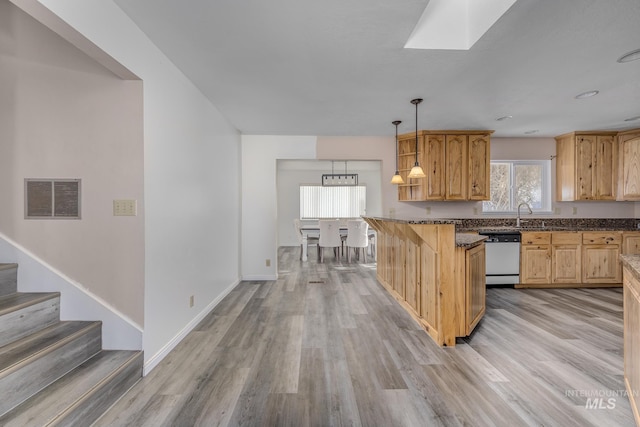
(623, 231, 640, 255)
(462, 243, 486, 336)
(582, 232, 622, 284)
(520, 231, 624, 288)
(551, 232, 582, 284)
(622, 259, 640, 426)
(520, 244, 551, 285)
(520, 232, 551, 285)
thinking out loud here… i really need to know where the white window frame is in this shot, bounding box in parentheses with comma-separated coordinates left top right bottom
(482, 160, 552, 214)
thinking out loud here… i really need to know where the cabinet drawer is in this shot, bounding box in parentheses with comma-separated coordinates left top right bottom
(551, 232, 582, 245)
(521, 232, 551, 245)
(582, 232, 621, 245)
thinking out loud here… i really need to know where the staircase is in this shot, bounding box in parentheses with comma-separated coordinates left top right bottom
(0, 263, 143, 426)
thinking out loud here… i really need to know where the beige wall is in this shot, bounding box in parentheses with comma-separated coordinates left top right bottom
(0, 2, 145, 326)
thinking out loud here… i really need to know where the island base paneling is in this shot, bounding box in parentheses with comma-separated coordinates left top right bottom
(622, 262, 640, 426)
(363, 218, 485, 347)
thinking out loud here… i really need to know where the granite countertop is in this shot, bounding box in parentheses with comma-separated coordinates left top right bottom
(621, 255, 640, 282)
(365, 216, 461, 225)
(461, 226, 639, 233)
(456, 233, 488, 248)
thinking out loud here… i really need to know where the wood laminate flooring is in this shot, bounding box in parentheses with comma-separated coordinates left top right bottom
(95, 247, 635, 426)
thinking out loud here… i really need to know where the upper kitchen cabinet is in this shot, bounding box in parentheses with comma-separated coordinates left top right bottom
(618, 128, 640, 201)
(555, 131, 618, 201)
(397, 130, 492, 201)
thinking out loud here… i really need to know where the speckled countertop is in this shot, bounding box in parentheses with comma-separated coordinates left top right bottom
(456, 234, 488, 249)
(366, 217, 639, 249)
(364, 217, 483, 248)
(459, 217, 639, 232)
(365, 216, 461, 225)
(621, 255, 640, 282)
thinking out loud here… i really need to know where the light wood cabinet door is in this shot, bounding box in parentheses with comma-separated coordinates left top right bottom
(445, 134, 468, 200)
(466, 244, 485, 334)
(624, 268, 640, 423)
(623, 232, 640, 255)
(520, 244, 551, 284)
(555, 132, 618, 201)
(424, 134, 446, 200)
(582, 245, 621, 283)
(551, 245, 581, 283)
(595, 135, 617, 199)
(618, 130, 640, 200)
(575, 135, 596, 200)
(468, 134, 490, 200)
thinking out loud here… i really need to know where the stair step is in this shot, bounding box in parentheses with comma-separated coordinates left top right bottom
(0, 292, 60, 347)
(0, 321, 102, 416)
(0, 350, 143, 427)
(0, 264, 18, 297)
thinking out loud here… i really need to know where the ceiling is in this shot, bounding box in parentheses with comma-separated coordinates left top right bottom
(113, 0, 640, 138)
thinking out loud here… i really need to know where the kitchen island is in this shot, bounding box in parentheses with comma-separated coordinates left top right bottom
(620, 254, 640, 425)
(363, 217, 486, 347)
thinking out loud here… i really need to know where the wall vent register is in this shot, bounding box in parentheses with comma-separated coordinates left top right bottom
(24, 179, 81, 219)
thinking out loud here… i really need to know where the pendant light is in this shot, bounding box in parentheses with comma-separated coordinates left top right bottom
(407, 98, 426, 179)
(390, 120, 404, 184)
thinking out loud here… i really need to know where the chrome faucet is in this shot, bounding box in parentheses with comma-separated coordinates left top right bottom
(516, 202, 532, 227)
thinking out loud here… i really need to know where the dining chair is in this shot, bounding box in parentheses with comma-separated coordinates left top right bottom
(294, 219, 318, 260)
(368, 230, 377, 261)
(318, 219, 342, 263)
(346, 220, 369, 263)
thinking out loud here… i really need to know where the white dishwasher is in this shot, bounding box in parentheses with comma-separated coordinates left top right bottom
(479, 231, 521, 286)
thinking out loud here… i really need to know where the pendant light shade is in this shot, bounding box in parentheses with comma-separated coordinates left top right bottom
(408, 98, 426, 179)
(391, 120, 404, 184)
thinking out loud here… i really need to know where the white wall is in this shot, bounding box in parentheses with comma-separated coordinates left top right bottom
(241, 136, 316, 279)
(15, 0, 242, 373)
(0, 1, 144, 328)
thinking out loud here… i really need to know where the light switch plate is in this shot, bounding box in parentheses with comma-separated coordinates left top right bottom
(113, 199, 137, 216)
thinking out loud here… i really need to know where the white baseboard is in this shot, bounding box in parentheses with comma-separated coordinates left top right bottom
(142, 278, 240, 375)
(241, 274, 278, 281)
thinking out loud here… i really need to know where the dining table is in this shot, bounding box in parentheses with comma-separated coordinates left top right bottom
(299, 224, 375, 262)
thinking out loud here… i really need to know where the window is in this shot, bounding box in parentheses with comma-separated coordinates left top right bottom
(300, 185, 366, 219)
(482, 160, 551, 213)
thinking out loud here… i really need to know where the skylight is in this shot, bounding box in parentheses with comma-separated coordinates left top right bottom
(405, 0, 518, 50)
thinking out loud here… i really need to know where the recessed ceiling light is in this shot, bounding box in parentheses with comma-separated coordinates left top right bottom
(625, 116, 640, 122)
(524, 130, 539, 135)
(575, 90, 599, 99)
(496, 115, 513, 121)
(618, 48, 640, 63)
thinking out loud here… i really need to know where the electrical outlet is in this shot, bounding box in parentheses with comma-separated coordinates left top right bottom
(572, 207, 578, 215)
(189, 295, 194, 308)
(554, 207, 561, 215)
(389, 208, 396, 218)
(473, 207, 478, 215)
(426, 207, 431, 215)
(266, 259, 271, 267)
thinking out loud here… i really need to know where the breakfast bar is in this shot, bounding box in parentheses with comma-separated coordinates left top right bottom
(363, 217, 486, 347)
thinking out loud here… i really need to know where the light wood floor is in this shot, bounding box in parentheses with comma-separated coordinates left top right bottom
(95, 247, 635, 426)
